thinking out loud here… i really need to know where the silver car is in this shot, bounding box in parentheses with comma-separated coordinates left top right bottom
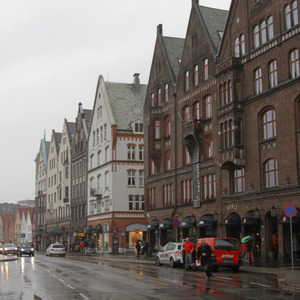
(3, 243, 18, 255)
(46, 243, 66, 257)
(155, 242, 183, 268)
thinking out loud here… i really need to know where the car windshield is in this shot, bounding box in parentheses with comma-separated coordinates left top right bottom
(52, 244, 64, 248)
(20, 243, 32, 248)
(4, 243, 16, 247)
(214, 239, 240, 250)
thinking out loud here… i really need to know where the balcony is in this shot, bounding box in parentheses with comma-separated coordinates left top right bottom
(63, 197, 69, 203)
(183, 119, 203, 147)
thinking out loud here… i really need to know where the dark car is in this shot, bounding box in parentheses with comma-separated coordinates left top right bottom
(3, 243, 18, 255)
(18, 243, 35, 257)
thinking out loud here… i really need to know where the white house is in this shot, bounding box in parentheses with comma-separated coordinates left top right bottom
(87, 74, 147, 253)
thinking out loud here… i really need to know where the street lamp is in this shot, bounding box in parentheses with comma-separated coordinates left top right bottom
(254, 207, 260, 219)
(271, 205, 277, 218)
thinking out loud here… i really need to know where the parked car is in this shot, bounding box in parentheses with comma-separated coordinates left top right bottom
(155, 242, 183, 268)
(3, 243, 18, 255)
(46, 243, 66, 257)
(18, 242, 35, 257)
(0, 243, 4, 254)
(195, 238, 242, 272)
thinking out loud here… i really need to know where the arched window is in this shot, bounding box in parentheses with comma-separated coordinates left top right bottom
(285, 4, 292, 29)
(261, 20, 267, 44)
(264, 159, 278, 188)
(194, 64, 199, 86)
(267, 16, 274, 40)
(183, 106, 191, 122)
(193, 101, 201, 120)
(269, 60, 278, 88)
(204, 95, 212, 119)
(263, 109, 277, 139)
(234, 167, 245, 193)
(254, 68, 263, 94)
(164, 115, 171, 137)
(254, 25, 260, 48)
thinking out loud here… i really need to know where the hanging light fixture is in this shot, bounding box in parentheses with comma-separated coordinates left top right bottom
(254, 207, 260, 219)
(271, 205, 277, 217)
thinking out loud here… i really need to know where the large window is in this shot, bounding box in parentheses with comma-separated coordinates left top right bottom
(285, 1, 299, 30)
(147, 188, 156, 208)
(129, 195, 144, 211)
(254, 68, 263, 94)
(203, 58, 209, 80)
(290, 49, 300, 78)
(234, 168, 245, 193)
(182, 179, 193, 203)
(193, 101, 200, 120)
(163, 184, 174, 206)
(183, 106, 191, 122)
(157, 88, 162, 106)
(202, 174, 216, 200)
(263, 109, 277, 139)
(127, 170, 136, 186)
(194, 64, 199, 86)
(164, 84, 169, 103)
(165, 115, 171, 137)
(204, 95, 212, 119)
(150, 92, 155, 107)
(165, 150, 171, 171)
(254, 16, 275, 48)
(127, 145, 136, 160)
(205, 134, 213, 158)
(184, 70, 189, 92)
(154, 119, 161, 139)
(264, 159, 278, 188)
(269, 60, 278, 88)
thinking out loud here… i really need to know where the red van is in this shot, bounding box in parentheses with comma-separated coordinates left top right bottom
(195, 238, 242, 272)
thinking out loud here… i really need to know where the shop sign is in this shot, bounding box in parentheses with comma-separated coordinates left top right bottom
(135, 229, 140, 233)
(121, 232, 125, 236)
(77, 233, 85, 237)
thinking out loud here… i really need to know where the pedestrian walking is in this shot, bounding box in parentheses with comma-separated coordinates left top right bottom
(197, 239, 213, 279)
(79, 241, 84, 254)
(84, 240, 89, 255)
(182, 237, 194, 270)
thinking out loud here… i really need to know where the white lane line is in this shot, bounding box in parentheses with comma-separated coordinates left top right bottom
(250, 282, 271, 288)
(79, 293, 90, 299)
(68, 285, 75, 290)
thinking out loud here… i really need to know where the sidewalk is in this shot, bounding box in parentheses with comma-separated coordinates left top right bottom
(65, 251, 300, 293)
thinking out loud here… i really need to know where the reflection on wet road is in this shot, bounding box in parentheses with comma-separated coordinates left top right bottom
(0, 254, 299, 300)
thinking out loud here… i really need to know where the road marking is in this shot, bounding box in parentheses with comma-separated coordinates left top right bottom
(215, 276, 232, 281)
(115, 271, 126, 275)
(250, 282, 271, 288)
(59, 278, 65, 283)
(68, 285, 75, 290)
(130, 274, 144, 279)
(79, 293, 90, 299)
(149, 280, 169, 286)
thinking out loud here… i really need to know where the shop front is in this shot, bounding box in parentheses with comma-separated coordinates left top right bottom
(158, 219, 172, 246)
(126, 223, 148, 251)
(224, 212, 241, 239)
(180, 216, 196, 239)
(196, 214, 216, 237)
(147, 219, 159, 253)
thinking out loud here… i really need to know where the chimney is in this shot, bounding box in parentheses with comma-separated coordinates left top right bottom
(157, 24, 163, 36)
(133, 73, 140, 93)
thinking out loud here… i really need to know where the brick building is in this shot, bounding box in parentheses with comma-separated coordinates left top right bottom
(144, 0, 300, 262)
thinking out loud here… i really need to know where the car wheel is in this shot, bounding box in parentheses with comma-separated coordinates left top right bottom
(170, 258, 176, 268)
(32, 253, 34, 257)
(49, 254, 52, 257)
(155, 257, 162, 266)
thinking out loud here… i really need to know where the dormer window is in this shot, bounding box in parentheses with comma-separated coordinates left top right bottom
(134, 122, 143, 133)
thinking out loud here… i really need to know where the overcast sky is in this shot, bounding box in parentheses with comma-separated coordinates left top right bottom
(0, 0, 231, 204)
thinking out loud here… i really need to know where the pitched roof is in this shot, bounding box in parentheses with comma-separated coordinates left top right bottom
(105, 81, 147, 132)
(161, 36, 185, 84)
(83, 109, 93, 131)
(66, 121, 76, 141)
(197, 5, 229, 54)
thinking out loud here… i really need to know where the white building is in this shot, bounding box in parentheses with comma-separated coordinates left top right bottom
(87, 74, 147, 253)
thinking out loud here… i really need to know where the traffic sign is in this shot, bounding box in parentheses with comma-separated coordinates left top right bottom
(172, 218, 180, 227)
(284, 204, 297, 218)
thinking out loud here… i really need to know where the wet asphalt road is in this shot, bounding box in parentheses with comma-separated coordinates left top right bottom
(0, 253, 299, 300)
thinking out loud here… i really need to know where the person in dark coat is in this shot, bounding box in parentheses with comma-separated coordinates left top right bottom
(197, 239, 213, 279)
(135, 240, 141, 258)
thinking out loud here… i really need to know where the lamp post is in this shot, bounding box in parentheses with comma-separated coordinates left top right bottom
(271, 205, 277, 218)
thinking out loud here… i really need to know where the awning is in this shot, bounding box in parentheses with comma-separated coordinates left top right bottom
(126, 223, 148, 232)
(280, 211, 300, 224)
(84, 225, 93, 234)
(147, 220, 158, 230)
(224, 213, 241, 226)
(197, 214, 214, 228)
(242, 211, 260, 225)
(159, 219, 172, 230)
(91, 224, 102, 233)
(179, 217, 195, 229)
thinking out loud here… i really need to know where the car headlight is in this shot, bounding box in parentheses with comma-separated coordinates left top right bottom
(31, 248, 34, 251)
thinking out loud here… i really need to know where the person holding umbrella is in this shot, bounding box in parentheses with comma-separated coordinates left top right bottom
(241, 234, 256, 263)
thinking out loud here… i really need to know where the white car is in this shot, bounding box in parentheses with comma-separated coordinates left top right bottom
(46, 243, 66, 257)
(155, 242, 183, 268)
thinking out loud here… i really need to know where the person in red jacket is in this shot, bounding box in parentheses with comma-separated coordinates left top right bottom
(182, 237, 194, 270)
